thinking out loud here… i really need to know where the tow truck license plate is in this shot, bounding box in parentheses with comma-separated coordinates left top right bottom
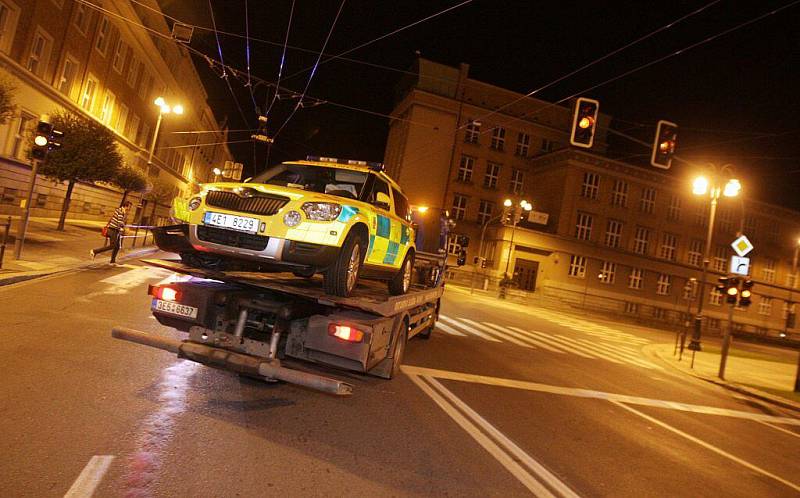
(203, 211, 259, 234)
(152, 299, 198, 319)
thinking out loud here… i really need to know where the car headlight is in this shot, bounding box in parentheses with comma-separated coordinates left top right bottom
(284, 210, 302, 227)
(301, 202, 342, 221)
(188, 197, 202, 211)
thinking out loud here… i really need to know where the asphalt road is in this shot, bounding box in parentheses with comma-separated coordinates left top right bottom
(1, 258, 798, 497)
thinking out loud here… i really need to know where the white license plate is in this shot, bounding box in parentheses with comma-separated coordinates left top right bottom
(152, 299, 198, 319)
(204, 211, 259, 233)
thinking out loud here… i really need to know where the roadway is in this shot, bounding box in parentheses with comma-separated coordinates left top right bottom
(0, 256, 798, 497)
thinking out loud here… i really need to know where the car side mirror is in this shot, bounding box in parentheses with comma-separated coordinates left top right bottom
(375, 192, 391, 211)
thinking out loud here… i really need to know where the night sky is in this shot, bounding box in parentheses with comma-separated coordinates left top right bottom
(158, 0, 800, 210)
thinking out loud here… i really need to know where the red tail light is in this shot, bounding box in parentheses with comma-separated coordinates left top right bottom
(148, 285, 181, 302)
(328, 324, 364, 343)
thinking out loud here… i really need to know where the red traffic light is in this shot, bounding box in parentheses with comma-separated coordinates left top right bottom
(651, 120, 678, 169)
(570, 97, 600, 149)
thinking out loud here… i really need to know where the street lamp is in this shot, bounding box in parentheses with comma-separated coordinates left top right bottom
(498, 199, 532, 299)
(689, 163, 741, 354)
(148, 96, 184, 165)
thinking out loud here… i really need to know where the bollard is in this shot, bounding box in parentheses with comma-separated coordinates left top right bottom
(0, 216, 10, 269)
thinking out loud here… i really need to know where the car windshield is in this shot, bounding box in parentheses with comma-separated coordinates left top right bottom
(252, 164, 368, 200)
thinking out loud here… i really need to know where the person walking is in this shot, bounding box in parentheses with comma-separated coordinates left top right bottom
(91, 200, 132, 264)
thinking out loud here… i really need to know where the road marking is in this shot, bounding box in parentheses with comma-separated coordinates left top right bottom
(483, 322, 549, 349)
(64, 455, 115, 498)
(436, 322, 467, 336)
(506, 327, 566, 353)
(460, 318, 533, 348)
(439, 315, 501, 342)
(523, 330, 598, 359)
(407, 374, 567, 497)
(400, 366, 800, 426)
(566, 336, 662, 370)
(757, 420, 800, 439)
(611, 401, 800, 493)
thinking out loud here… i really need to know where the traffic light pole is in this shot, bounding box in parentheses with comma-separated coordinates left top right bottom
(471, 214, 501, 294)
(14, 158, 40, 260)
(718, 301, 735, 379)
(691, 189, 720, 356)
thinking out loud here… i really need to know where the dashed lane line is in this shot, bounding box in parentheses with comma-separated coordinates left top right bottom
(64, 455, 115, 498)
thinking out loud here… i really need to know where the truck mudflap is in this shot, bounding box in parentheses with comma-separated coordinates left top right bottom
(111, 326, 353, 396)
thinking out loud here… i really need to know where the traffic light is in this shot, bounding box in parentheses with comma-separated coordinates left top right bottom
(651, 120, 678, 169)
(739, 279, 753, 307)
(726, 277, 740, 304)
(715, 276, 730, 294)
(456, 248, 467, 266)
(570, 97, 600, 149)
(31, 116, 63, 160)
(481, 258, 487, 269)
(501, 205, 513, 226)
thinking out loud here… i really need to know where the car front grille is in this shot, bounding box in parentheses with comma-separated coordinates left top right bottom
(197, 225, 270, 251)
(205, 190, 289, 216)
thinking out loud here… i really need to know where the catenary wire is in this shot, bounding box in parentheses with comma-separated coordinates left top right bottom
(265, 0, 296, 118)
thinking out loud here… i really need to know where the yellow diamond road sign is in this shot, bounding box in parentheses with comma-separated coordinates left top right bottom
(731, 235, 753, 257)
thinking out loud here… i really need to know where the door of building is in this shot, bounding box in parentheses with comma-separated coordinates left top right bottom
(514, 259, 539, 291)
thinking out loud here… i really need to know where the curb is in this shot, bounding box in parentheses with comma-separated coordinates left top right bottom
(0, 246, 160, 287)
(649, 345, 800, 414)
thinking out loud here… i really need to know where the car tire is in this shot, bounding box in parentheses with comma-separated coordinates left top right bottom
(388, 251, 414, 296)
(388, 319, 408, 379)
(418, 299, 439, 340)
(292, 268, 315, 278)
(323, 231, 364, 297)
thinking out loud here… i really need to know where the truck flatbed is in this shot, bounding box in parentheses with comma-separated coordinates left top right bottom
(142, 258, 444, 318)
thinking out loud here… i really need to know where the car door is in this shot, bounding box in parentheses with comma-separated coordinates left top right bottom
(363, 174, 392, 265)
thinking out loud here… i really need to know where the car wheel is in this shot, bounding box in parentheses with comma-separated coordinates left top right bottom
(388, 319, 408, 379)
(388, 252, 414, 295)
(323, 232, 364, 297)
(292, 268, 315, 278)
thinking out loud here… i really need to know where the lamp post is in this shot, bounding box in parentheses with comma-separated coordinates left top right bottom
(471, 204, 508, 294)
(689, 164, 741, 357)
(148, 97, 184, 165)
(499, 199, 532, 299)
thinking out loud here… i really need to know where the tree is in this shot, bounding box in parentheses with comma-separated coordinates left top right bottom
(38, 111, 122, 230)
(0, 77, 16, 125)
(113, 165, 149, 205)
(143, 178, 175, 226)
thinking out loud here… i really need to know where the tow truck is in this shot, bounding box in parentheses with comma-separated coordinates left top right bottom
(111, 214, 452, 396)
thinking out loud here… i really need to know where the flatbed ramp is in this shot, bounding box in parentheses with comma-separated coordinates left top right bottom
(142, 258, 444, 317)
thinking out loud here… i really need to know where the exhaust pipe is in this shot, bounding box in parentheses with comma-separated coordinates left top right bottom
(112, 327, 353, 395)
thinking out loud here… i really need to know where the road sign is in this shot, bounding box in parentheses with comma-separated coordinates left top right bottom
(731, 235, 753, 257)
(730, 256, 750, 276)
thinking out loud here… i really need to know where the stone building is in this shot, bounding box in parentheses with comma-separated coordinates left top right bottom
(0, 0, 232, 223)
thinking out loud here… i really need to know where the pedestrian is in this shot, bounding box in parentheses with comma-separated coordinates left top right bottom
(91, 200, 132, 264)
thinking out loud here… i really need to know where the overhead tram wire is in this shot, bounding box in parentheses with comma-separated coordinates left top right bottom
(265, 0, 296, 118)
(280, 0, 474, 83)
(270, 0, 347, 142)
(207, 0, 250, 127)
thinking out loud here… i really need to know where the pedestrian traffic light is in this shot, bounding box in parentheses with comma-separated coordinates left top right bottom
(651, 120, 678, 169)
(31, 116, 63, 160)
(570, 97, 600, 149)
(739, 279, 753, 307)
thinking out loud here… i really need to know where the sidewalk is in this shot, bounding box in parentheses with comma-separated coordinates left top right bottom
(649, 343, 800, 412)
(0, 216, 157, 286)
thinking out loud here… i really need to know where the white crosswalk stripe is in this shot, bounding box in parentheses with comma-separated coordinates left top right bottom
(437, 314, 661, 370)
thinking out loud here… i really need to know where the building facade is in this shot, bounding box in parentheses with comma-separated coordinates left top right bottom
(384, 58, 800, 336)
(0, 0, 231, 223)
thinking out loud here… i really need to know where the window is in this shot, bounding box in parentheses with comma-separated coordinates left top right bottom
(783, 302, 796, 320)
(478, 200, 494, 225)
(138, 72, 152, 100)
(575, 212, 593, 241)
(708, 318, 720, 330)
(765, 222, 779, 243)
(761, 258, 776, 283)
(656, 274, 672, 296)
(515, 132, 530, 157)
(605, 220, 622, 248)
(717, 208, 734, 233)
(787, 271, 797, 290)
(465, 120, 480, 144)
(758, 297, 772, 316)
(660, 233, 677, 261)
(138, 122, 150, 148)
(126, 114, 140, 142)
(100, 91, 115, 125)
(581, 172, 599, 199)
(628, 268, 643, 290)
(541, 139, 556, 153)
(95, 16, 111, 55)
(484, 162, 500, 189)
(57, 56, 78, 97)
(709, 288, 722, 306)
(11, 111, 34, 159)
(112, 38, 127, 73)
(115, 104, 129, 134)
(510, 169, 524, 195)
(652, 308, 666, 319)
(457, 155, 474, 182)
(451, 194, 467, 221)
(568, 255, 586, 278)
(392, 188, 410, 220)
(624, 302, 639, 314)
(73, 4, 90, 34)
(668, 195, 681, 221)
(683, 280, 697, 300)
(633, 226, 649, 255)
(81, 75, 98, 112)
(27, 28, 51, 77)
(611, 179, 627, 207)
(744, 214, 757, 236)
(446, 234, 468, 256)
(640, 187, 656, 214)
(713, 245, 727, 272)
(35, 192, 47, 208)
(599, 261, 616, 284)
(127, 56, 140, 87)
(490, 127, 505, 150)
(0, 0, 21, 53)
(688, 239, 703, 267)
(693, 203, 708, 227)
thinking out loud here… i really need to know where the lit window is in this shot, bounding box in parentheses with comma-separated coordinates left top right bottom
(100, 91, 115, 125)
(457, 155, 474, 182)
(758, 297, 772, 316)
(575, 212, 593, 241)
(709, 288, 722, 306)
(568, 255, 586, 278)
(687, 239, 703, 267)
(116, 103, 129, 133)
(633, 226, 649, 255)
(656, 274, 672, 296)
(628, 268, 643, 290)
(581, 172, 599, 199)
(599, 261, 616, 284)
(465, 120, 480, 144)
(81, 75, 98, 112)
(446, 234, 468, 256)
(761, 258, 776, 283)
(605, 220, 623, 248)
(660, 233, 677, 261)
(713, 246, 727, 273)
